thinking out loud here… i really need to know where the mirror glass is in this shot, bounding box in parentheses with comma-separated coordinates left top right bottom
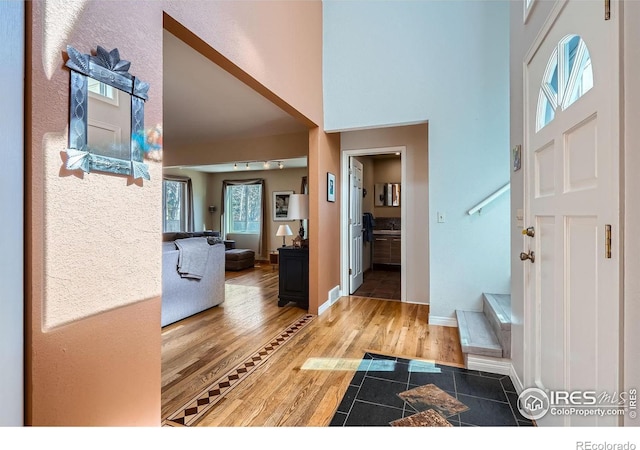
(390, 183, 400, 206)
(87, 78, 131, 160)
(374, 183, 400, 207)
(374, 183, 386, 206)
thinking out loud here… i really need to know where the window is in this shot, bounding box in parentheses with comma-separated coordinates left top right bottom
(88, 78, 115, 101)
(163, 177, 192, 232)
(225, 184, 263, 234)
(536, 35, 593, 131)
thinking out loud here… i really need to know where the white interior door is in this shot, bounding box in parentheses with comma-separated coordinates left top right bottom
(524, 0, 620, 426)
(349, 157, 364, 293)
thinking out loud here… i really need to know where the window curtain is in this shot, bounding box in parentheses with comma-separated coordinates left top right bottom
(164, 175, 194, 232)
(221, 178, 267, 255)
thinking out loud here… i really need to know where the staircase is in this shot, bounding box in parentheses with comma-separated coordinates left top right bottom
(456, 293, 511, 372)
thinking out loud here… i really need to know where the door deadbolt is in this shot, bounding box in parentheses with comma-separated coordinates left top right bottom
(520, 251, 535, 263)
(522, 227, 535, 238)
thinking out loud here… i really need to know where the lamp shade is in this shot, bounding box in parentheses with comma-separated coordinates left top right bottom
(287, 194, 309, 220)
(276, 224, 293, 237)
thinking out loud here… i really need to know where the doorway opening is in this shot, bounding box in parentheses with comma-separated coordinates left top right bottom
(341, 146, 407, 302)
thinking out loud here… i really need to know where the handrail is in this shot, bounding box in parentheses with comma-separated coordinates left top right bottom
(467, 182, 510, 215)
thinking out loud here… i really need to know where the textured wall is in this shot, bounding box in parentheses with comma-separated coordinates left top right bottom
(27, 0, 330, 425)
(27, 0, 163, 425)
(33, 0, 163, 329)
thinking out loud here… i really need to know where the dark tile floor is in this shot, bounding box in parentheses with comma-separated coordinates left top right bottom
(352, 269, 401, 301)
(330, 352, 535, 427)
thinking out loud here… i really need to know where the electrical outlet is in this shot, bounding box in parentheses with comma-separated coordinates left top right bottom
(437, 212, 446, 223)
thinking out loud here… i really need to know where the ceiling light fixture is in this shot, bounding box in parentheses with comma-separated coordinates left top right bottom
(245, 162, 250, 170)
(395, 152, 400, 156)
(233, 163, 238, 170)
(263, 161, 270, 169)
(278, 162, 284, 169)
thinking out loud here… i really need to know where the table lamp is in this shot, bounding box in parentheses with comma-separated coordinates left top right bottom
(276, 224, 293, 247)
(287, 194, 309, 243)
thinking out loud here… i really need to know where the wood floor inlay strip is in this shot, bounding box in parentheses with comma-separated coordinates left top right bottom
(165, 313, 316, 426)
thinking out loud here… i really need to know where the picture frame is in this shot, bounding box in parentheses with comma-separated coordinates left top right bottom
(327, 172, 336, 202)
(512, 145, 522, 172)
(273, 190, 294, 221)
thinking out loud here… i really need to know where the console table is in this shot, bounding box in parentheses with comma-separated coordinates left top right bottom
(277, 246, 309, 309)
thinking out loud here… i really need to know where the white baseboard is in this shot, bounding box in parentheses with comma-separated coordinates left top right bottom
(428, 315, 458, 327)
(318, 285, 342, 316)
(465, 354, 512, 375)
(509, 363, 524, 394)
(318, 299, 331, 315)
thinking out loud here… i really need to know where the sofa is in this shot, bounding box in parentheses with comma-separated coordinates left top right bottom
(162, 232, 226, 327)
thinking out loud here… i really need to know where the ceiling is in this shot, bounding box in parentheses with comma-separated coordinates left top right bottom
(162, 29, 308, 152)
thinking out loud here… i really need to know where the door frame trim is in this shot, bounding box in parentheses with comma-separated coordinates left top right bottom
(340, 146, 407, 302)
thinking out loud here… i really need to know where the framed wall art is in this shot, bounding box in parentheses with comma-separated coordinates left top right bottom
(273, 190, 294, 221)
(327, 172, 336, 202)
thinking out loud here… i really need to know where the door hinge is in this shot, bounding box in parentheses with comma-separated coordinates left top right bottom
(605, 0, 611, 20)
(349, 268, 352, 275)
(605, 224, 612, 259)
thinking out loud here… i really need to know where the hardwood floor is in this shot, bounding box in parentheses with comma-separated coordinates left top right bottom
(161, 263, 464, 426)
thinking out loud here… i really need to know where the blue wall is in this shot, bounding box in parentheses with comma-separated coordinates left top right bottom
(0, 0, 24, 426)
(324, 0, 510, 320)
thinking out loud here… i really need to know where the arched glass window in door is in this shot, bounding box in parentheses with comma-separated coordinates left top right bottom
(536, 34, 593, 132)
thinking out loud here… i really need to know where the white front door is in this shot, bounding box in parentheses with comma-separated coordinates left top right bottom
(349, 157, 364, 293)
(523, 0, 620, 426)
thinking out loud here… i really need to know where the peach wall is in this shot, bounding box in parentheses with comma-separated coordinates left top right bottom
(163, 132, 309, 167)
(373, 157, 402, 218)
(163, 1, 337, 313)
(27, 0, 336, 425)
(163, 1, 323, 127)
(341, 124, 429, 304)
(308, 128, 342, 314)
(27, 0, 163, 425)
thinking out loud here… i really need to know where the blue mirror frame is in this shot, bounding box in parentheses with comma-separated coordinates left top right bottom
(65, 45, 150, 180)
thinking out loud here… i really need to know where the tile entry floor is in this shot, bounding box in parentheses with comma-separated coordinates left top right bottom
(330, 352, 535, 427)
(352, 269, 401, 301)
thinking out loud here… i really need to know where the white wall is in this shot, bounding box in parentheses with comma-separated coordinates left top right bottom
(0, 0, 24, 426)
(324, 1, 510, 322)
(508, 0, 557, 391)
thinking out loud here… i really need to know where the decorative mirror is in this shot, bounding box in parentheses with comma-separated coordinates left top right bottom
(374, 183, 401, 207)
(64, 45, 150, 180)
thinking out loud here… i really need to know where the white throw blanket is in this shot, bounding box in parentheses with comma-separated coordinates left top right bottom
(174, 237, 210, 279)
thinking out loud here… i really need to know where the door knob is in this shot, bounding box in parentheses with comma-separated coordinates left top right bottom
(522, 227, 535, 237)
(520, 251, 535, 263)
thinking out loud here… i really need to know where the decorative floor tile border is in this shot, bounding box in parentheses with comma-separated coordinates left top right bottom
(164, 313, 315, 427)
